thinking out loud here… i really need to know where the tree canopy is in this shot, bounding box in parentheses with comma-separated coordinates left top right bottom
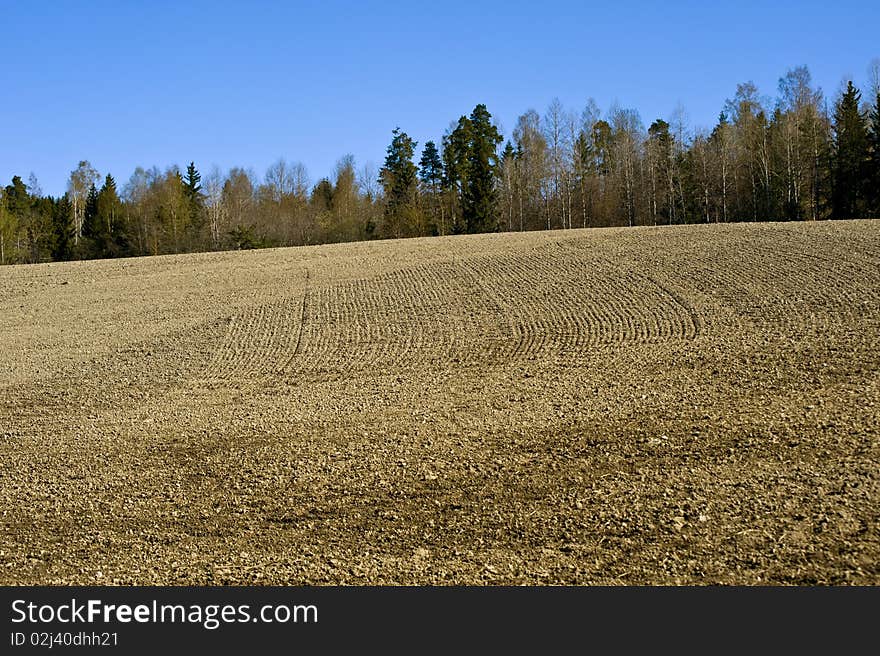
(3, 62, 879, 265)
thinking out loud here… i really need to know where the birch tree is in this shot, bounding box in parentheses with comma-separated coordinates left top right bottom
(67, 161, 99, 246)
(512, 110, 548, 230)
(204, 166, 226, 249)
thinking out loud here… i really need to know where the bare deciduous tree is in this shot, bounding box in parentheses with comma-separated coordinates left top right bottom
(68, 160, 100, 245)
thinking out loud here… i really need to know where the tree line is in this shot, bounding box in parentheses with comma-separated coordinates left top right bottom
(1, 64, 879, 265)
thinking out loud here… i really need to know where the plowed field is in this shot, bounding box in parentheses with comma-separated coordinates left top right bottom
(1, 220, 878, 584)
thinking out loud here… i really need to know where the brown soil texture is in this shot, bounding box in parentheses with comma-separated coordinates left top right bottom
(1, 221, 878, 585)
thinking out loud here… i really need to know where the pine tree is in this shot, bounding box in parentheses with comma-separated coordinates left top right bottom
(4, 175, 30, 218)
(463, 104, 503, 233)
(831, 81, 869, 219)
(443, 117, 472, 234)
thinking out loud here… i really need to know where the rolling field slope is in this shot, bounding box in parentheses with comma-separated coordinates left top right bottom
(1, 220, 878, 584)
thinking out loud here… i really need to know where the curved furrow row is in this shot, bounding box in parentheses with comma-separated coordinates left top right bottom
(752, 243, 879, 317)
(463, 245, 699, 363)
(203, 298, 301, 381)
(677, 240, 877, 333)
(464, 255, 550, 359)
(571, 235, 813, 334)
(204, 236, 718, 381)
(203, 273, 308, 381)
(284, 264, 457, 375)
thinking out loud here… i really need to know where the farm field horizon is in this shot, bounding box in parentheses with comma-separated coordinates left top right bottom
(1, 220, 878, 584)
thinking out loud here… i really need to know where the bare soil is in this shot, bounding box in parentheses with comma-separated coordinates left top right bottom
(1, 220, 878, 584)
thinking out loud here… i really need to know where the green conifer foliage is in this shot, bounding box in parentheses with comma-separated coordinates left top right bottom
(379, 128, 420, 237)
(832, 81, 869, 219)
(463, 104, 503, 234)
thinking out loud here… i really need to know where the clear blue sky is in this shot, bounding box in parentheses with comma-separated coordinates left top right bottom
(2, 1, 878, 197)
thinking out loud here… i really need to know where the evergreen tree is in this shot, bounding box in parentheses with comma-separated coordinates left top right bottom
(4, 176, 55, 263)
(2, 177, 28, 262)
(51, 195, 74, 261)
(463, 104, 503, 233)
(419, 141, 443, 234)
(183, 162, 206, 247)
(647, 119, 674, 224)
(184, 162, 204, 217)
(96, 174, 128, 256)
(0, 188, 16, 264)
(419, 141, 443, 192)
(590, 120, 613, 178)
(379, 128, 421, 237)
(499, 141, 518, 231)
(81, 183, 100, 256)
(311, 178, 334, 213)
(310, 177, 335, 240)
(501, 141, 516, 163)
(4, 175, 30, 218)
(442, 117, 472, 234)
(831, 81, 869, 219)
(868, 91, 880, 217)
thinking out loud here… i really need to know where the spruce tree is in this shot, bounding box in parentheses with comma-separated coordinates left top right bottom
(4, 176, 56, 263)
(379, 128, 420, 237)
(418, 141, 443, 193)
(0, 188, 15, 264)
(51, 195, 74, 261)
(4, 177, 32, 260)
(419, 141, 443, 234)
(97, 174, 128, 256)
(501, 141, 516, 164)
(184, 162, 203, 216)
(463, 104, 503, 233)
(868, 92, 880, 218)
(183, 162, 205, 247)
(500, 141, 518, 231)
(831, 81, 869, 219)
(81, 183, 100, 256)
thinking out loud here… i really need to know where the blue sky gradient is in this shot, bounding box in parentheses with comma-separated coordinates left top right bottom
(2, 1, 878, 196)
